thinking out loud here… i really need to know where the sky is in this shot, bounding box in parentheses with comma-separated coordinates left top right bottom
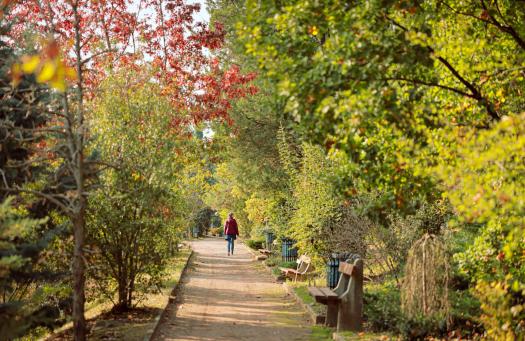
(190, 0, 211, 24)
(131, 0, 210, 24)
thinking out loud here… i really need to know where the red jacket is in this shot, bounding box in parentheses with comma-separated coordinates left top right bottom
(224, 218, 239, 236)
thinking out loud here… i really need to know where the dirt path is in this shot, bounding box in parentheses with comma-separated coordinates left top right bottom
(152, 238, 312, 341)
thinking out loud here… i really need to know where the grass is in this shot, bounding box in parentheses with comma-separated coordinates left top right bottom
(310, 326, 332, 340)
(335, 331, 395, 340)
(263, 255, 297, 278)
(288, 282, 326, 315)
(308, 325, 395, 340)
(43, 248, 192, 341)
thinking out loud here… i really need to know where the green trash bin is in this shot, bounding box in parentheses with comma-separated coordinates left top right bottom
(281, 238, 297, 262)
(264, 231, 275, 250)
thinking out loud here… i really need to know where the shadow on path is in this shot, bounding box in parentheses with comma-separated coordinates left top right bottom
(152, 238, 311, 341)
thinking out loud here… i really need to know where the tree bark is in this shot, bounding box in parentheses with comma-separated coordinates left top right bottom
(72, 1, 87, 339)
(72, 201, 86, 341)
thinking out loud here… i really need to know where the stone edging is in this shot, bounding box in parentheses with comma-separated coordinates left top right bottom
(144, 248, 194, 341)
(282, 281, 326, 325)
(242, 241, 283, 281)
(243, 241, 325, 325)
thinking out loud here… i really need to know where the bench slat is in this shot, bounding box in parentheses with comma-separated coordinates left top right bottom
(308, 287, 338, 299)
(308, 287, 324, 298)
(339, 262, 354, 276)
(319, 287, 338, 297)
(279, 267, 295, 274)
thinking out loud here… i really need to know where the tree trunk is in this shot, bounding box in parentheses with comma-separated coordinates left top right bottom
(72, 2, 87, 338)
(118, 274, 127, 310)
(72, 200, 86, 341)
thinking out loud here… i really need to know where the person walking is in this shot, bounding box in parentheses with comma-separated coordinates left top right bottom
(224, 212, 239, 256)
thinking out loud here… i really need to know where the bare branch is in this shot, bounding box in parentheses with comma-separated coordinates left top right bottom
(81, 49, 117, 66)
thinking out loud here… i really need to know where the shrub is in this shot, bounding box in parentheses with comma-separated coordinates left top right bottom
(449, 289, 483, 336)
(475, 279, 524, 340)
(364, 282, 403, 332)
(368, 200, 452, 283)
(87, 182, 171, 311)
(365, 281, 460, 338)
(280, 260, 297, 269)
(365, 281, 482, 338)
(264, 256, 280, 267)
(401, 234, 450, 320)
(438, 114, 525, 338)
(245, 238, 264, 250)
(397, 314, 446, 340)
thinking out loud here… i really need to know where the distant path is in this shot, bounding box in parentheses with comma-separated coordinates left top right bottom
(152, 237, 311, 341)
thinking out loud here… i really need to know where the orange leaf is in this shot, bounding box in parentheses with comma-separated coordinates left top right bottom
(43, 39, 60, 59)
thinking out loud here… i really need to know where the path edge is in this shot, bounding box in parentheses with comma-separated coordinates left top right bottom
(241, 240, 283, 281)
(282, 281, 325, 325)
(242, 241, 324, 325)
(144, 248, 194, 341)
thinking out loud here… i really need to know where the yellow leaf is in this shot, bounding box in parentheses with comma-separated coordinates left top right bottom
(21, 55, 40, 73)
(53, 62, 66, 81)
(10, 63, 22, 87)
(36, 61, 56, 83)
(49, 79, 66, 92)
(65, 66, 77, 80)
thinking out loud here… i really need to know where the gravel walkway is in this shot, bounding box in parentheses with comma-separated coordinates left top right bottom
(152, 238, 311, 341)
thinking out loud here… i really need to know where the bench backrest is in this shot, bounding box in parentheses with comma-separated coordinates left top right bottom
(334, 257, 363, 331)
(338, 262, 354, 276)
(333, 258, 363, 297)
(295, 254, 311, 273)
(297, 254, 311, 264)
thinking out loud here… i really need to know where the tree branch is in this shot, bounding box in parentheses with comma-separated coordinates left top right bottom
(480, 0, 525, 52)
(383, 76, 476, 98)
(0, 187, 73, 215)
(81, 49, 117, 66)
(384, 13, 500, 121)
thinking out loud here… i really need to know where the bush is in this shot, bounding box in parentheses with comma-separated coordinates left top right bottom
(364, 282, 403, 332)
(264, 256, 279, 267)
(245, 238, 264, 250)
(365, 281, 482, 338)
(397, 314, 446, 340)
(280, 260, 297, 269)
(449, 289, 483, 336)
(87, 182, 171, 311)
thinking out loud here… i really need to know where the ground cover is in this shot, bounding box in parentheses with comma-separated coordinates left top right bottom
(41, 248, 192, 341)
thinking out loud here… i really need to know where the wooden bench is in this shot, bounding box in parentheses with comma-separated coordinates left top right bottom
(279, 255, 314, 282)
(308, 257, 363, 331)
(258, 249, 273, 256)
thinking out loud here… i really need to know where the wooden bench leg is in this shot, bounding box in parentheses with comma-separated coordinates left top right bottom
(326, 301, 339, 327)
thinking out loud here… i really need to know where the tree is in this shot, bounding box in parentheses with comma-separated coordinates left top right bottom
(0, 18, 68, 338)
(238, 0, 525, 213)
(191, 207, 216, 236)
(7, 1, 137, 337)
(87, 181, 173, 311)
(87, 70, 189, 311)
(6, 0, 256, 338)
(237, 0, 525, 335)
(440, 114, 525, 338)
(0, 198, 65, 339)
(205, 0, 290, 237)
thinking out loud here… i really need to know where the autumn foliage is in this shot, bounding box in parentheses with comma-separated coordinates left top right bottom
(8, 0, 256, 126)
